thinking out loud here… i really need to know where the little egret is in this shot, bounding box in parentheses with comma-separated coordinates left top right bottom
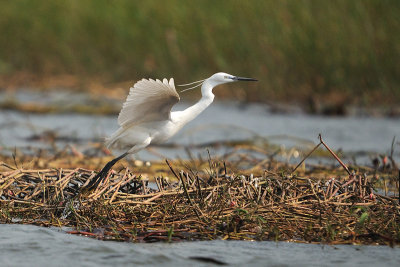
(86, 72, 257, 189)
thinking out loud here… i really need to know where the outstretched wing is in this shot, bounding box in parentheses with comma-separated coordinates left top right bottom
(117, 78, 180, 127)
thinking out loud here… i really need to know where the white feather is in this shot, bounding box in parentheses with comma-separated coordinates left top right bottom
(117, 78, 180, 128)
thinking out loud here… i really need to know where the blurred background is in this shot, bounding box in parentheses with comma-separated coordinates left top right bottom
(1, 1, 399, 259)
(0, 0, 399, 111)
(0, 0, 399, 167)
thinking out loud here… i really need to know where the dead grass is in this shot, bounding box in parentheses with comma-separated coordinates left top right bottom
(0, 153, 399, 245)
(0, 134, 399, 244)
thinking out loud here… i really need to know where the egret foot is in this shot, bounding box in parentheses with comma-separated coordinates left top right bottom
(85, 152, 128, 190)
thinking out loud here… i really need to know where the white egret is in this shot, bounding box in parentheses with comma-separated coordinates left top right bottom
(86, 72, 257, 189)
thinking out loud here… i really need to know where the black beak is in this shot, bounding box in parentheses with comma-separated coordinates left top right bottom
(234, 76, 258, 82)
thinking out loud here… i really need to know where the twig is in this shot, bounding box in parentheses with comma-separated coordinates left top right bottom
(319, 134, 351, 175)
(292, 142, 322, 173)
(166, 159, 203, 220)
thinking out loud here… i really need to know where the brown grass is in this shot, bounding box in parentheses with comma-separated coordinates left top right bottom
(0, 154, 399, 245)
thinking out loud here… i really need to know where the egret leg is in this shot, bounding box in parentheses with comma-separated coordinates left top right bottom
(85, 137, 151, 190)
(85, 152, 128, 190)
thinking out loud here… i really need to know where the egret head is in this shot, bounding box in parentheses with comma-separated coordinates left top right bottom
(178, 72, 257, 93)
(208, 72, 257, 87)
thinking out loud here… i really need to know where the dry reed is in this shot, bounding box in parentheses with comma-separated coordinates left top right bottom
(0, 157, 399, 245)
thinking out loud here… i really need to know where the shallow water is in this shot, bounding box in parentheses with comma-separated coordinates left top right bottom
(0, 102, 399, 161)
(1, 224, 399, 267)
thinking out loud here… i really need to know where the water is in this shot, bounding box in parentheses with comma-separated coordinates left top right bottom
(1, 102, 399, 161)
(1, 224, 399, 267)
(1, 100, 400, 265)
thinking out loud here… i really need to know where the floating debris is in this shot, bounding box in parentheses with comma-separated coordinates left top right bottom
(0, 157, 398, 245)
(0, 134, 399, 245)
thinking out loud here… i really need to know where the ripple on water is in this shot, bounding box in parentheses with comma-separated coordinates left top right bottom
(0, 224, 399, 267)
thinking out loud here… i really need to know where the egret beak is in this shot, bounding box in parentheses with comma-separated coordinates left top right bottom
(233, 76, 258, 82)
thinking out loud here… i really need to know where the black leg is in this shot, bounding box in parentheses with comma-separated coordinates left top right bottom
(85, 152, 128, 190)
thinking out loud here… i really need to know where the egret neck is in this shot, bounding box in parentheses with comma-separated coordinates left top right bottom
(174, 80, 215, 126)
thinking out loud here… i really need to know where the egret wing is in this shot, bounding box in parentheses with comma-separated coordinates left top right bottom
(118, 78, 180, 127)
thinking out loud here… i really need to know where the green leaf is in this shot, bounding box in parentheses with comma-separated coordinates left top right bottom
(359, 212, 369, 225)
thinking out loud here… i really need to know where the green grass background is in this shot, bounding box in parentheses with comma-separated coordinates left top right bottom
(0, 0, 399, 105)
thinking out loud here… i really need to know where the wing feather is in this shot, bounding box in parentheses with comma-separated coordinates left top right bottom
(117, 78, 180, 127)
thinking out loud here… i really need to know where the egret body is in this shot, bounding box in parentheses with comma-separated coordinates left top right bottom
(87, 72, 257, 188)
